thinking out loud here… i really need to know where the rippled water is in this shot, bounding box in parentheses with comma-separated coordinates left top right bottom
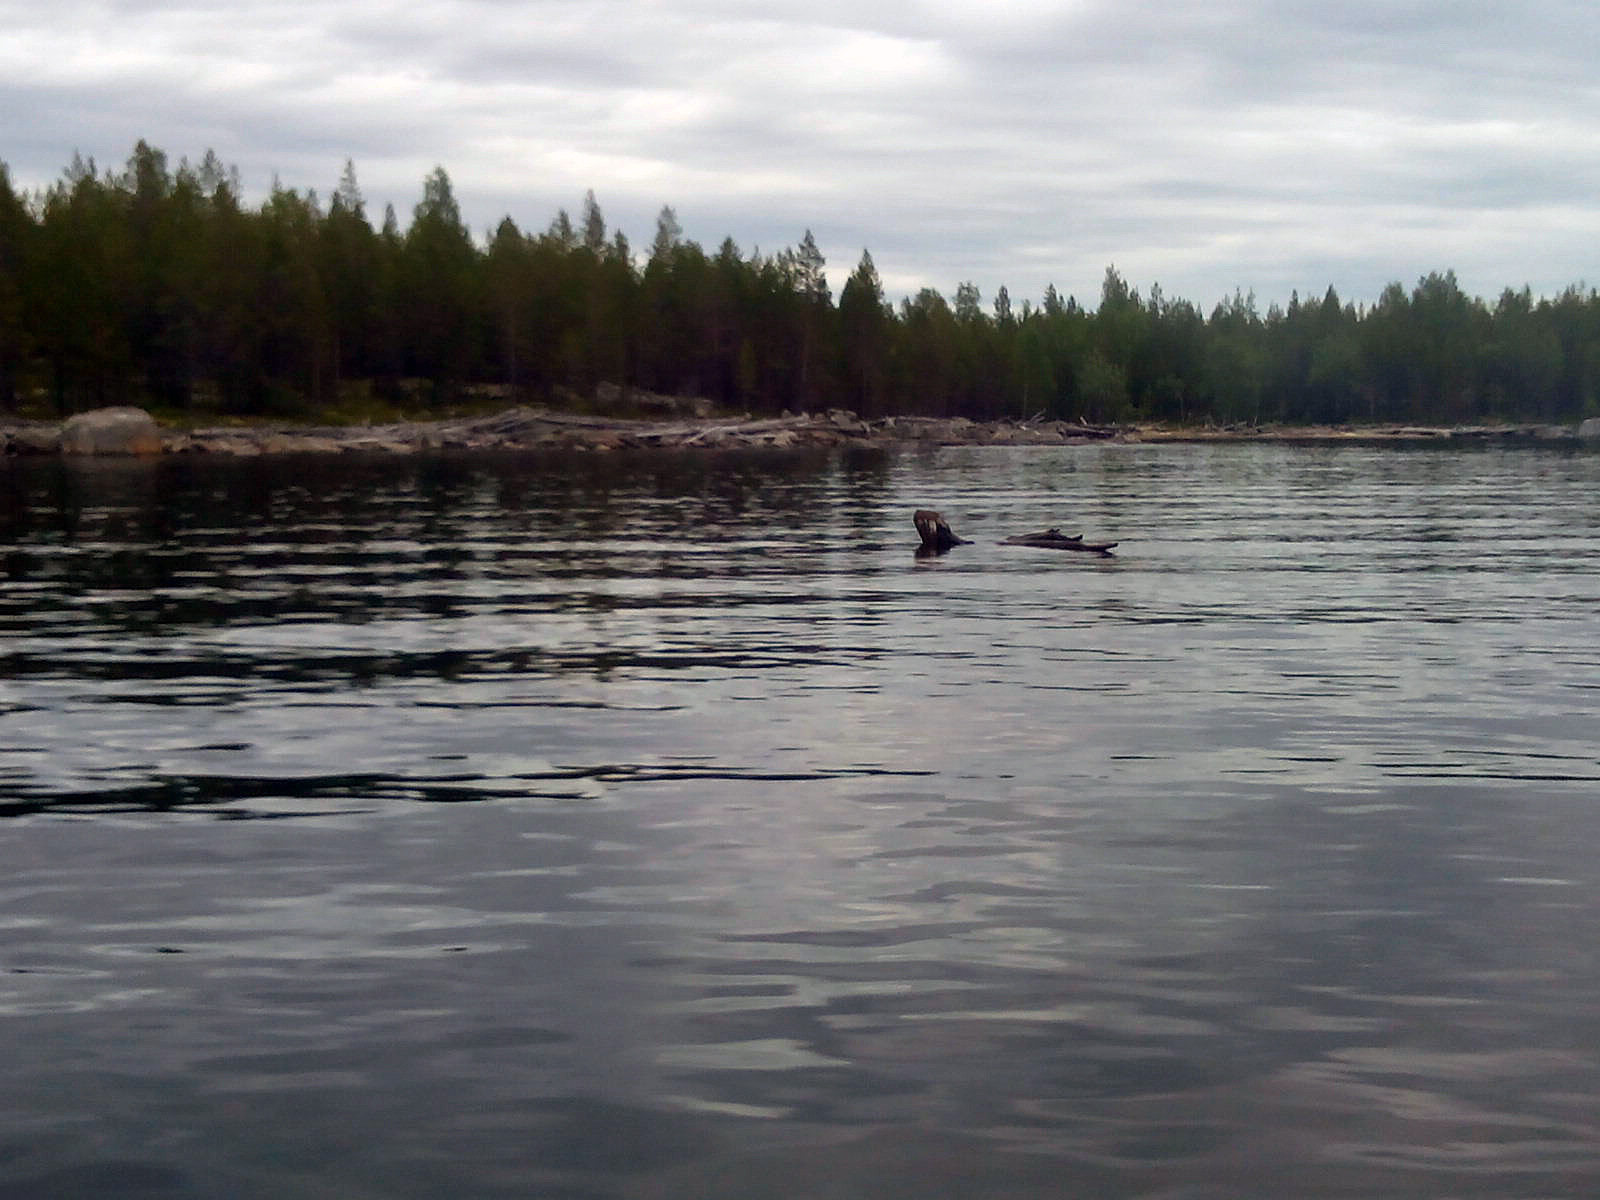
(3, 442, 1600, 1198)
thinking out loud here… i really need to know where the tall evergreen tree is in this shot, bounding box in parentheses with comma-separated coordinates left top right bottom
(485, 216, 532, 394)
(787, 230, 830, 408)
(402, 166, 479, 402)
(648, 205, 681, 268)
(321, 160, 382, 392)
(0, 164, 31, 409)
(580, 190, 606, 256)
(838, 250, 888, 414)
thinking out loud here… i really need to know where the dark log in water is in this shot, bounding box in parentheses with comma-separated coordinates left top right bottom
(1001, 528, 1118, 556)
(914, 510, 968, 554)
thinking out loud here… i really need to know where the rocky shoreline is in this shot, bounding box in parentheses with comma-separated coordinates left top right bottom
(5, 404, 1600, 458)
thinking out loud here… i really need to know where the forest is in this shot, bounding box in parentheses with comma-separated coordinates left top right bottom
(3, 140, 1600, 428)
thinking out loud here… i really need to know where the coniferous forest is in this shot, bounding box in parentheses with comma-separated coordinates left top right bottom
(4, 141, 1600, 427)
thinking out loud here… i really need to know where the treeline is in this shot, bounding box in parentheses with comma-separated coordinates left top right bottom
(4, 140, 1600, 426)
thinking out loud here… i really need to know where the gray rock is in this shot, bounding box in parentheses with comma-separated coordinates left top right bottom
(60, 406, 162, 456)
(1578, 418, 1600, 440)
(4, 425, 61, 454)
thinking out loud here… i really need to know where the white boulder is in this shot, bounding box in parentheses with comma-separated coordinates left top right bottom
(60, 407, 163, 456)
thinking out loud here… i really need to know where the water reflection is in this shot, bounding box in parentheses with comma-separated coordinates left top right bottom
(2, 443, 1600, 1196)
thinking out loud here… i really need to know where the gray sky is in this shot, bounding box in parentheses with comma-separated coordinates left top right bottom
(4, 0, 1597, 311)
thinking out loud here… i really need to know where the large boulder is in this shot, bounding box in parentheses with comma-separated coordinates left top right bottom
(1578, 418, 1600, 440)
(60, 406, 163, 456)
(3, 423, 61, 454)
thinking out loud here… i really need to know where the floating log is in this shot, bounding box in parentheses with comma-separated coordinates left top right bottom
(914, 509, 968, 554)
(1001, 527, 1117, 556)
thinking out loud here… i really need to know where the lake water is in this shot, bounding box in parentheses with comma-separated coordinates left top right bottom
(3, 441, 1600, 1198)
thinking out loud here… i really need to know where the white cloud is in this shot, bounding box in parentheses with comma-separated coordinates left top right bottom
(3, 0, 1598, 308)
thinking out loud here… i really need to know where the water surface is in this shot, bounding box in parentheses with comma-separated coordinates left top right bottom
(3, 442, 1599, 1198)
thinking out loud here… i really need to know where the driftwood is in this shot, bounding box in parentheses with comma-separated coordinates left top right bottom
(914, 509, 968, 554)
(916, 511, 1117, 557)
(1001, 528, 1118, 556)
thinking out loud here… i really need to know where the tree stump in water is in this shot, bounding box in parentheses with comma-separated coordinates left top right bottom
(914, 509, 967, 554)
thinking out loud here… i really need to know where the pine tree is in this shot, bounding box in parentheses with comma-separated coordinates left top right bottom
(403, 167, 480, 402)
(648, 205, 681, 268)
(0, 164, 30, 409)
(838, 250, 887, 414)
(581, 190, 606, 255)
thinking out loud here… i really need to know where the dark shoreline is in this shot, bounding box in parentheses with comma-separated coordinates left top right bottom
(4, 405, 1597, 458)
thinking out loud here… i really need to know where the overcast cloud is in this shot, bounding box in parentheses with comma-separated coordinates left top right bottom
(4, 0, 1597, 310)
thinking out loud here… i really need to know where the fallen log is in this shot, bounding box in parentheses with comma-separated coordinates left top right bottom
(914, 509, 968, 554)
(1001, 528, 1117, 556)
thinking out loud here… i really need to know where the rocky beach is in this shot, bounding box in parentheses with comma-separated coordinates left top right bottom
(6, 401, 1600, 458)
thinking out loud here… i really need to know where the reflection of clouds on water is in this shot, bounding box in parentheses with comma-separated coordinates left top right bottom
(2, 442, 1600, 1194)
